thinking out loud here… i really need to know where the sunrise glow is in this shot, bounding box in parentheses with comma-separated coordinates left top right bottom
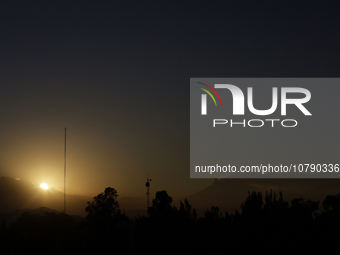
(40, 183, 49, 190)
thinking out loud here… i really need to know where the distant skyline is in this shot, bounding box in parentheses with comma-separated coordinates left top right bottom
(1, 1, 340, 204)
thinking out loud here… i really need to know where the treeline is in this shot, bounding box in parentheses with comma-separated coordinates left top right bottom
(0, 188, 340, 255)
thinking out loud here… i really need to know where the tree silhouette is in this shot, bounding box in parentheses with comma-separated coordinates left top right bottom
(323, 194, 340, 211)
(263, 190, 289, 219)
(290, 197, 319, 220)
(241, 191, 263, 220)
(84, 187, 130, 253)
(204, 206, 221, 220)
(178, 199, 197, 220)
(2, 189, 340, 255)
(85, 187, 127, 226)
(148, 190, 174, 218)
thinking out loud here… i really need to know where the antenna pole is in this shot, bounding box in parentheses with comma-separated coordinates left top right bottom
(145, 172, 151, 212)
(64, 127, 66, 214)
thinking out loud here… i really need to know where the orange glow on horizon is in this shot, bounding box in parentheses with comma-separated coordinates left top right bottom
(40, 183, 49, 190)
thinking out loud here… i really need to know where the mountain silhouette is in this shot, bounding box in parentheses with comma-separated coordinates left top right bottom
(0, 176, 90, 216)
(0, 206, 86, 225)
(0, 176, 147, 219)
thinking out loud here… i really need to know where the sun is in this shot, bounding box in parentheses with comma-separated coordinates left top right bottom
(40, 183, 49, 190)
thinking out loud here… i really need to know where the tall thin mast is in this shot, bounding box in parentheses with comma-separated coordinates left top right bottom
(145, 172, 151, 212)
(64, 127, 66, 214)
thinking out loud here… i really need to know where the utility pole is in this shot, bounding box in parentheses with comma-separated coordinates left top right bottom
(64, 127, 66, 214)
(145, 172, 152, 212)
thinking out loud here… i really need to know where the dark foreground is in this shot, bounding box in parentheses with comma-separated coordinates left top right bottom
(0, 188, 339, 255)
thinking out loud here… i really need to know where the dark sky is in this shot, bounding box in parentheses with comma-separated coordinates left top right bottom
(0, 1, 339, 200)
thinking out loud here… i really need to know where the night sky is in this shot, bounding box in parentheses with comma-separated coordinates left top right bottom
(1, 1, 339, 203)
